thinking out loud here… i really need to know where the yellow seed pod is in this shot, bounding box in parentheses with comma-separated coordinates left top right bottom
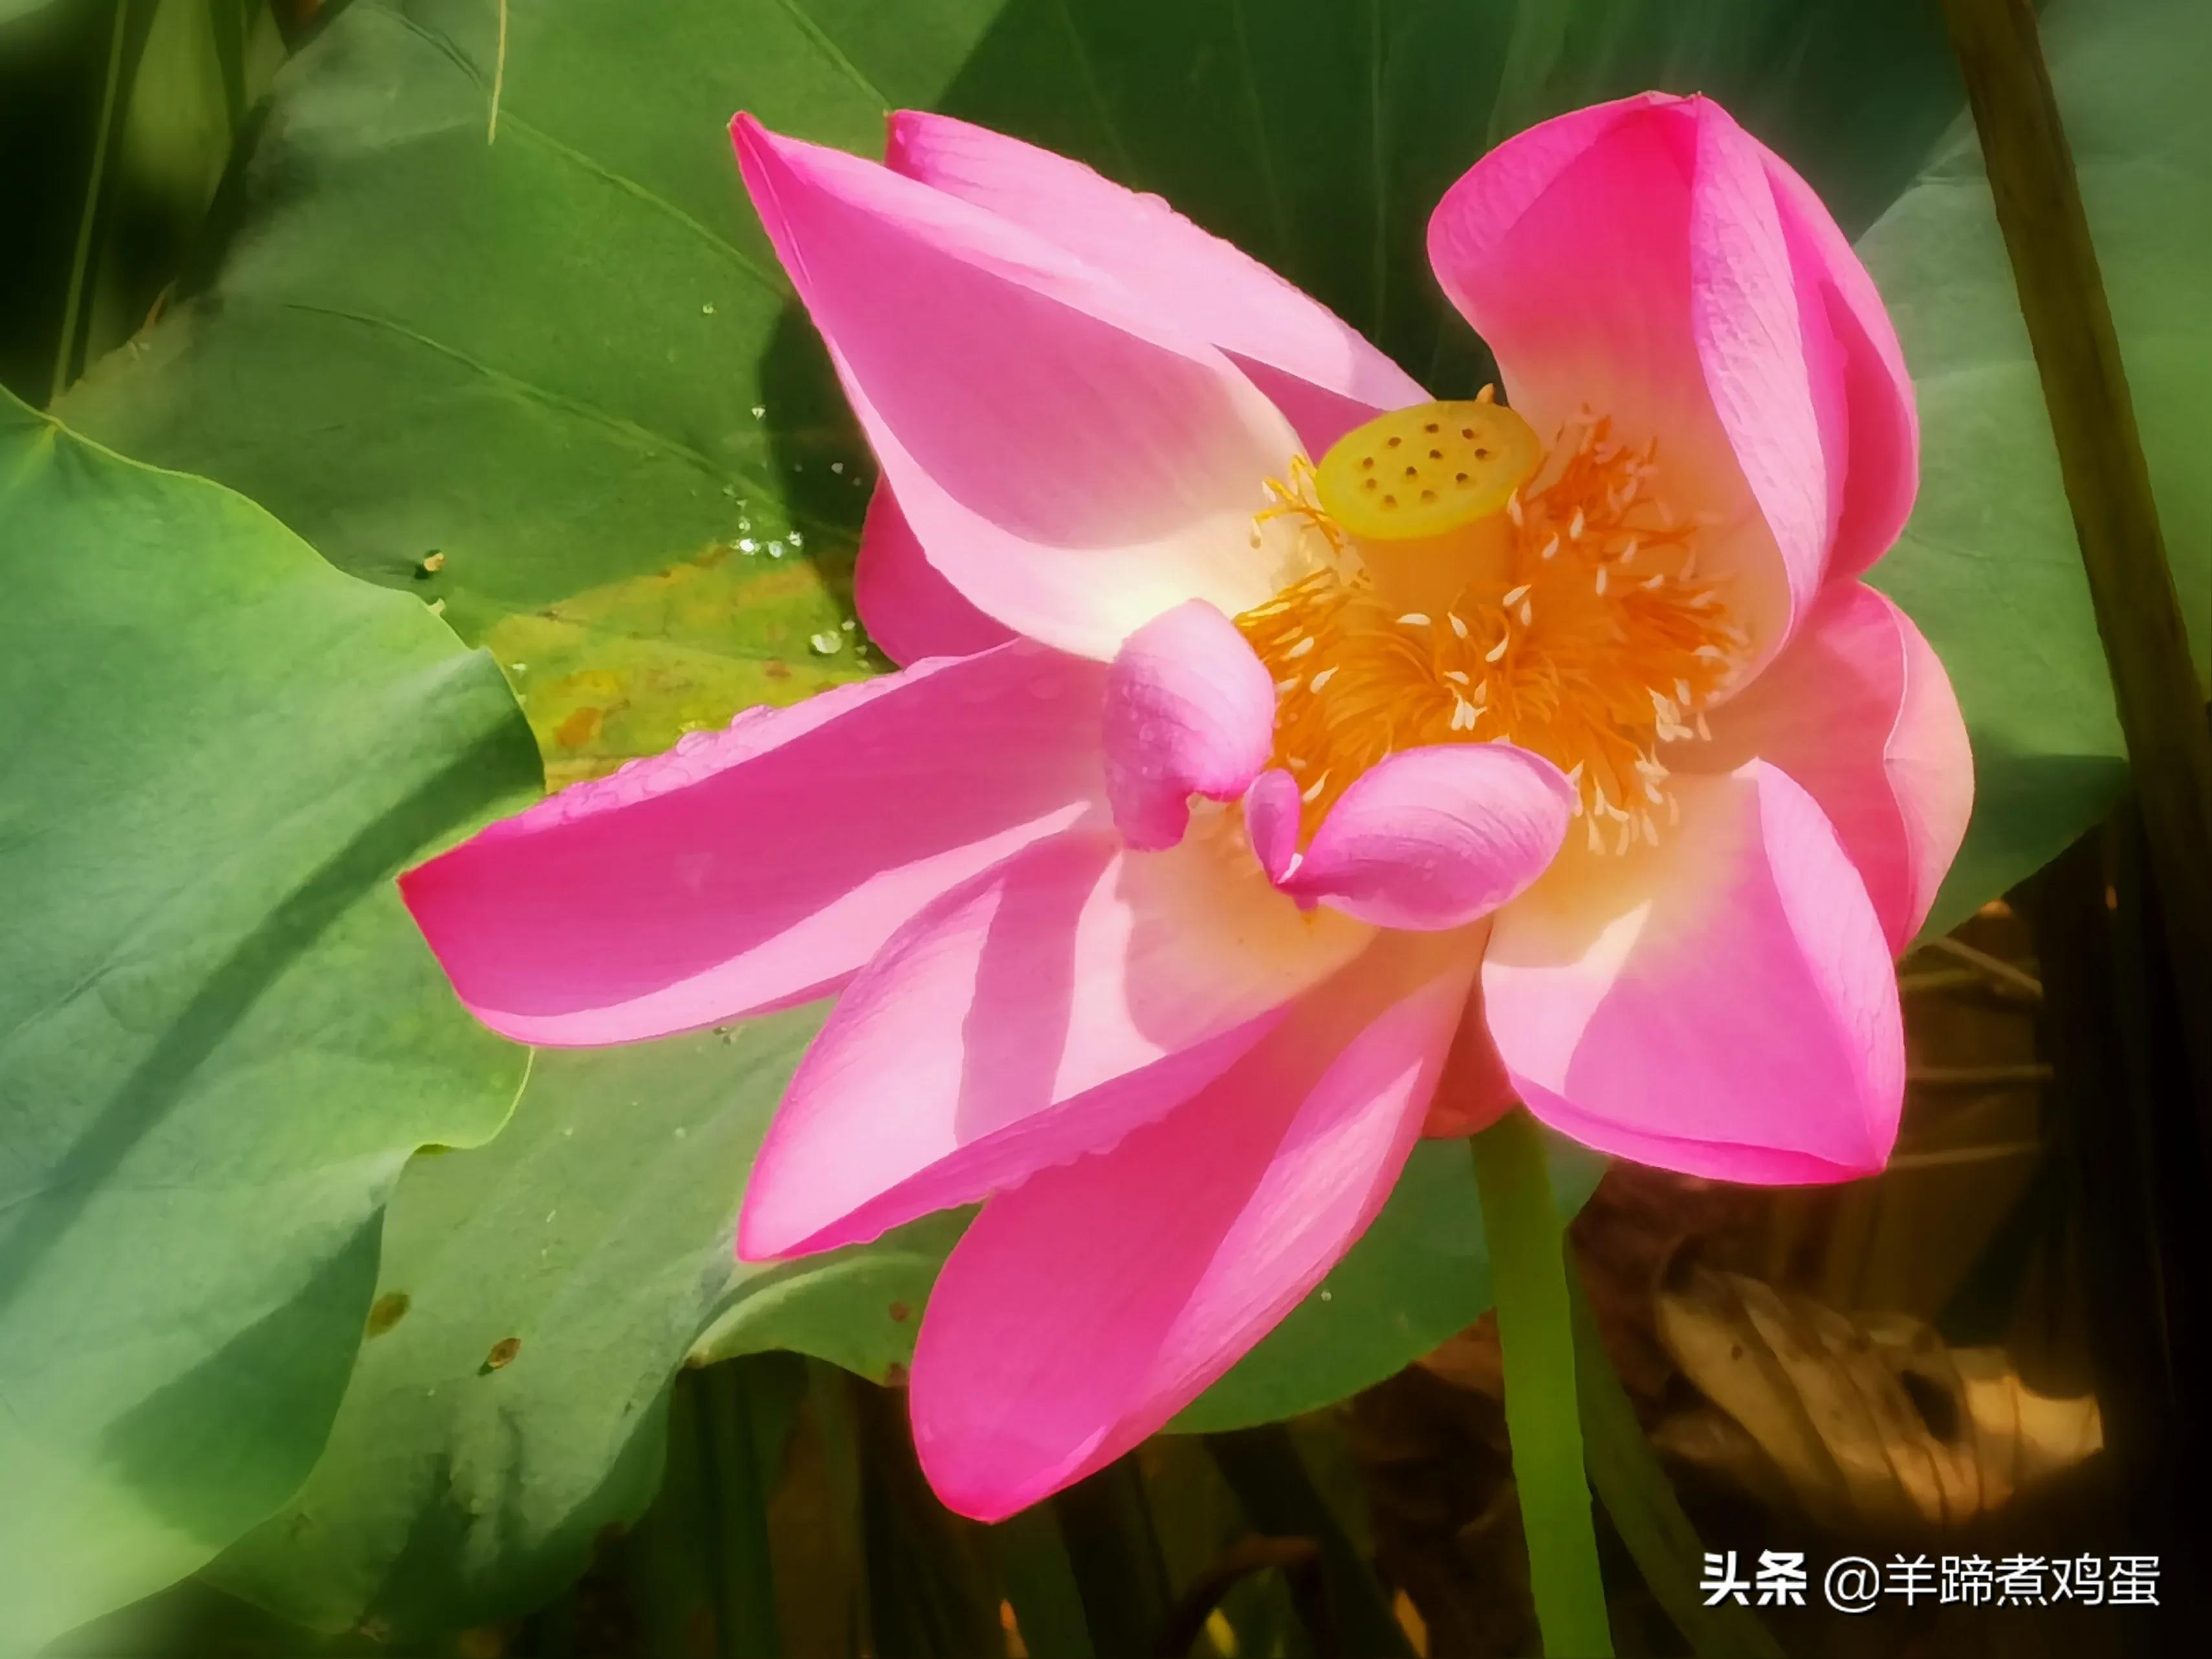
(1314, 399, 1541, 542)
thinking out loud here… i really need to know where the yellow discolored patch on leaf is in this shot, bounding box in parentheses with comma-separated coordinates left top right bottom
(481, 538, 879, 790)
(553, 706, 603, 749)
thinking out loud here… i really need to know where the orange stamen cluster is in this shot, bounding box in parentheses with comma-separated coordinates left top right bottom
(1235, 407, 1745, 851)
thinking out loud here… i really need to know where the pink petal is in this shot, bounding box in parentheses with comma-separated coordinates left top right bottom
(1419, 961, 1522, 1138)
(1242, 766, 1302, 885)
(399, 644, 1105, 1045)
(1245, 744, 1573, 929)
(884, 111, 1427, 454)
(1677, 582, 1971, 951)
(732, 115, 1307, 660)
(1761, 157, 1920, 580)
(738, 823, 1375, 1260)
(1103, 602, 1278, 851)
(908, 939, 1476, 1519)
(853, 485, 1013, 664)
(1427, 94, 1851, 671)
(1482, 761, 1902, 1184)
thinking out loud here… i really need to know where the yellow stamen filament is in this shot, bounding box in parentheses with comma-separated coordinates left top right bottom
(1235, 404, 1744, 843)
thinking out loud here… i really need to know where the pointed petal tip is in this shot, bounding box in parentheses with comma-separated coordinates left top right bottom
(727, 103, 1306, 659)
(910, 1437, 1069, 1525)
(391, 648, 1108, 1048)
(732, 1204, 781, 1264)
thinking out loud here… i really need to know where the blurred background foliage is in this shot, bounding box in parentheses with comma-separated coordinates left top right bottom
(3, 1, 2207, 1654)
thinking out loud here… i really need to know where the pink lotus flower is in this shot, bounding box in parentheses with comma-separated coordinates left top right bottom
(400, 93, 1971, 1519)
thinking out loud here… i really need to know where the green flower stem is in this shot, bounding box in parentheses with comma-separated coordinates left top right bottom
(1571, 1277, 1783, 1658)
(1471, 1111, 1614, 1658)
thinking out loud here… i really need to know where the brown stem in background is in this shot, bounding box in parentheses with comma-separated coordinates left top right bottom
(1937, 0, 2212, 1122)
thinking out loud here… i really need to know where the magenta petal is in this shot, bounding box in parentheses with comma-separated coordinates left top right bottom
(884, 111, 1426, 453)
(1102, 602, 1278, 851)
(1266, 744, 1573, 929)
(1427, 94, 1851, 669)
(1483, 761, 1902, 1183)
(908, 942, 1475, 1519)
(732, 115, 1306, 659)
(1419, 966, 1521, 1138)
(853, 485, 1013, 664)
(1762, 157, 1920, 580)
(1680, 581, 1971, 951)
(399, 645, 1105, 1045)
(737, 824, 1373, 1260)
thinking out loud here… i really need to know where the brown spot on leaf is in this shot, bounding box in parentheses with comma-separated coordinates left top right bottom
(882, 1361, 910, 1388)
(888, 1299, 911, 1323)
(365, 1292, 411, 1338)
(554, 706, 604, 748)
(483, 1336, 523, 1372)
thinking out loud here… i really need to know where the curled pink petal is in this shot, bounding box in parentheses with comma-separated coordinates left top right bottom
(853, 485, 1013, 664)
(732, 114, 1307, 660)
(909, 939, 1475, 1519)
(885, 111, 1427, 453)
(1102, 601, 1278, 851)
(399, 644, 1104, 1045)
(1427, 94, 1851, 671)
(1483, 761, 1902, 1183)
(1679, 581, 1971, 951)
(738, 824, 1373, 1260)
(1241, 767, 1302, 885)
(1261, 744, 1574, 930)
